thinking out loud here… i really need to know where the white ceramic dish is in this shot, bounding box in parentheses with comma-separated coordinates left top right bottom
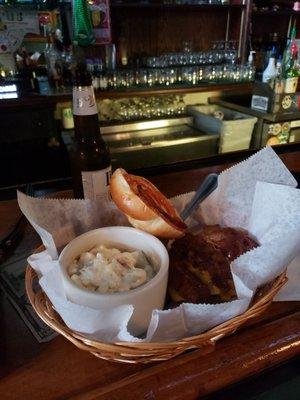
(59, 226, 169, 336)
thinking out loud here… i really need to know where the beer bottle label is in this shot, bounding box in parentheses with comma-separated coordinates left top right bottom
(73, 86, 98, 116)
(82, 166, 112, 201)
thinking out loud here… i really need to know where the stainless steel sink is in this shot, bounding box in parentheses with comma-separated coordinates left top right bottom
(100, 117, 219, 169)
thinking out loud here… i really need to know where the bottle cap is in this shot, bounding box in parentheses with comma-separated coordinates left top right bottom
(271, 45, 277, 57)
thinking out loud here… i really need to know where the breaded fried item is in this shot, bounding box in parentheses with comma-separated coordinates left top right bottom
(199, 225, 258, 262)
(168, 225, 258, 304)
(168, 260, 218, 304)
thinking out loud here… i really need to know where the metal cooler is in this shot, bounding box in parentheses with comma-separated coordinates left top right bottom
(99, 117, 219, 170)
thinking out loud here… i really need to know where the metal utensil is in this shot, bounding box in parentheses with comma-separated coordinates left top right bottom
(180, 173, 218, 221)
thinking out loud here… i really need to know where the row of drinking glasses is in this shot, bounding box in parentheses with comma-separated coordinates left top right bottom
(116, 96, 186, 121)
(144, 50, 237, 68)
(102, 65, 255, 90)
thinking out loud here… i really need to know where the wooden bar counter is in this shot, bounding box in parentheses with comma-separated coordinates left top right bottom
(1, 146, 300, 400)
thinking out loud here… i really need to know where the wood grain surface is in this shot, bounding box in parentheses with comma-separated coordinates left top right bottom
(110, 6, 242, 57)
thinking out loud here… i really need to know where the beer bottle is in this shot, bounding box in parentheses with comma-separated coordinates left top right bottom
(70, 68, 111, 199)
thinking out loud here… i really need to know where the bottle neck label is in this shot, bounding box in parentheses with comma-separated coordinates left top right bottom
(73, 86, 98, 116)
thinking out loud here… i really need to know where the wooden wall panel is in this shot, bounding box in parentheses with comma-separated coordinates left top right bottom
(251, 14, 292, 40)
(111, 8, 231, 58)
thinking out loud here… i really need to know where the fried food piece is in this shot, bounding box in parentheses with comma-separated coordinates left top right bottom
(199, 225, 258, 262)
(168, 225, 258, 304)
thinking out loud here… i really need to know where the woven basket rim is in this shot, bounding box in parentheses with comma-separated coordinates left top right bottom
(25, 244, 288, 356)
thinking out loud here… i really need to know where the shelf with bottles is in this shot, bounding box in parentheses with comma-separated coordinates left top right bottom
(258, 24, 300, 104)
(250, 14, 299, 74)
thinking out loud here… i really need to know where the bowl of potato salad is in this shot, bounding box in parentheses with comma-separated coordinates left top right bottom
(59, 227, 169, 335)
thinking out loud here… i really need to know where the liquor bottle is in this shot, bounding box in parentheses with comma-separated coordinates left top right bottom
(118, 36, 128, 67)
(105, 44, 117, 71)
(274, 56, 284, 94)
(21, 46, 30, 70)
(282, 25, 296, 78)
(70, 68, 111, 199)
(44, 36, 50, 62)
(61, 45, 75, 87)
(262, 50, 277, 88)
(18, 47, 34, 93)
(263, 32, 279, 70)
(45, 34, 62, 88)
(252, 35, 264, 71)
(284, 51, 299, 93)
(247, 51, 256, 81)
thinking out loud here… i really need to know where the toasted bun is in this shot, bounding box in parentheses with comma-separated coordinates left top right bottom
(110, 168, 157, 220)
(110, 168, 187, 239)
(126, 215, 184, 239)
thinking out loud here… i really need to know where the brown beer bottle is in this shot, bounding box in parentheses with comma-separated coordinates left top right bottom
(70, 68, 111, 199)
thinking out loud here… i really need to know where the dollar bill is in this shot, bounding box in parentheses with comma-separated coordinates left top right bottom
(0, 252, 57, 343)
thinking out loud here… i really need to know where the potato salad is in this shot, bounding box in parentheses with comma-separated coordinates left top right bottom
(68, 245, 156, 293)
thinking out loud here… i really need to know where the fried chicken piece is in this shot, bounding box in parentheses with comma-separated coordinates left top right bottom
(168, 260, 220, 304)
(200, 225, 258, 262)
(168, 225, 258, 304)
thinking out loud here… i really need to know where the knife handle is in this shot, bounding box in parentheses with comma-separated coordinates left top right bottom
(180, 173, 218, 221)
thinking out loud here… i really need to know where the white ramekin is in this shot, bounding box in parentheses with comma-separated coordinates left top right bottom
(59, 226, 169, 336)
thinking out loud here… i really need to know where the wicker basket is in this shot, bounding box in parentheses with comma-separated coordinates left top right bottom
(25, 251, 287, 364)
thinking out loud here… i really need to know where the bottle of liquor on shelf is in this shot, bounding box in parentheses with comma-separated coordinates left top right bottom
(263, 32, 280, 70)
(105, 43, 117, 71)
(44, 33, 63, 88)
(284, 48, 299, 93)
(61, 45, 75, 87)
(118, 36, 128, 67)
(70, 68, 111, 200)
(93, 58, 104, 90)
(282, 25, 296, 78)
(262, 48, 277, 88)
(247, 50, 256, 77)
(274, 56, 284, 94)
(252, 35, 264, 71)
(21, 46, 30, 70)
(44, 35, 50, 62)
(96, 58, 108, 90)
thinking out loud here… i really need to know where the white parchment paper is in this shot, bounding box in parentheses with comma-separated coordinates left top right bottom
(19, 147, 300, 342)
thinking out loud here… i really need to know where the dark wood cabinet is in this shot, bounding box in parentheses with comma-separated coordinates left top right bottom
(0, 103, 70, 188)
(83, 1, 250, 62)
(110, 3, 245, 57)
